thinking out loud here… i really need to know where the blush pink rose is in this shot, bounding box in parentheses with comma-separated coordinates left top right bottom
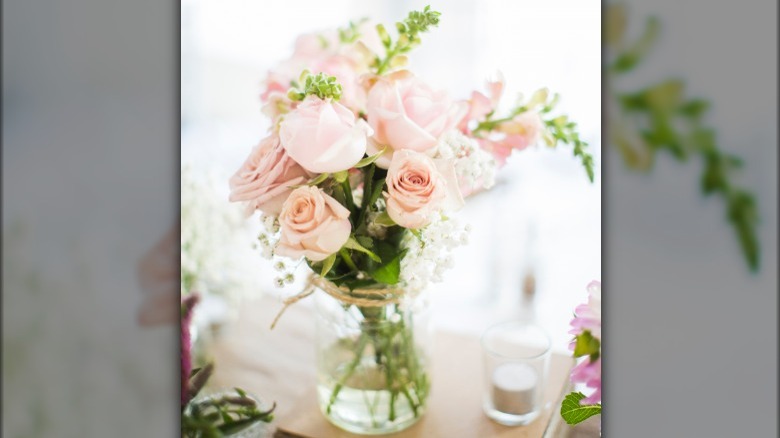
(366, 71, 467, 167)
(384, 150, 453, 229)
(229, 135, 310, 215)
(280, 96, 373, 174)
(275, 186, 352, 261)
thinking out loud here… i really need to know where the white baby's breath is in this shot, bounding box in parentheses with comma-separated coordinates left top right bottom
(181, 164, 265, 303)
(399, 213, 470, 293)
(436, 130, 497, 193)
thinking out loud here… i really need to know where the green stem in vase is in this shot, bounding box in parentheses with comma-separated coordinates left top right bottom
(327, 333, 369, 414)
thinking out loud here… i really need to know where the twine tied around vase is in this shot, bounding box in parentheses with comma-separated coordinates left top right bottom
(270, 274, 406, 330)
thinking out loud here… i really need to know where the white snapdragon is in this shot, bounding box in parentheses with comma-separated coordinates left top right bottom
(399, 213, 470, 293)
(436, 130, 497, 193)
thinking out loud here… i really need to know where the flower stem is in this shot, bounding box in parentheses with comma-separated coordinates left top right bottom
(327, 333, 369, 414)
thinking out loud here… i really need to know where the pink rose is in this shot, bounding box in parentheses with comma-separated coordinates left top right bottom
(280, 96, 373, 173)
(366, 71, 467, 168)
(275, 186, 351, 261)
(384, 150, 456, 229)
(229, 135, 310, 215)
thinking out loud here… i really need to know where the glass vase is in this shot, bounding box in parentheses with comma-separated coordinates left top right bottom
(314, 279, 431, 435)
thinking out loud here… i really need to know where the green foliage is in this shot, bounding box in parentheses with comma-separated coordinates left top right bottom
(338, 18, 367, 44)
(560, 392, 601, 425)
(182, 388, 276, 437)
(573, 330, 601, 362)
(542, 111, 596, 183)
(320, 254, 337, 277)
(354, 147, 387, 168)
(312, 162, 406, 291)
(287, 71, 343, 101)
(367, 243, 407, 285)
(608, 12, 760, 271)
(610, 16, 659, 73)
(345, 237, 381, 262)
(374, 6, 442, 75)
(473, 89, 595, 182)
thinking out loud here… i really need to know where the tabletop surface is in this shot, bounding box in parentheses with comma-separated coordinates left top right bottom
(207, 295, 599, 438)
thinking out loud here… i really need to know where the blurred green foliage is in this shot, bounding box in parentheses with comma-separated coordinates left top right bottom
(606, 4, 760, 271)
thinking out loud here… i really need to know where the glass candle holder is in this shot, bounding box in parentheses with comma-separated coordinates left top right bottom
(481, 321, 551, 426)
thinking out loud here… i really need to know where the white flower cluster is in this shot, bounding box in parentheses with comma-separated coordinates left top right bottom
(399, 213, 470, 293)
(257, 214, 299, 287)
(436, 130, 497, 193)
(181, 164, 264, 302)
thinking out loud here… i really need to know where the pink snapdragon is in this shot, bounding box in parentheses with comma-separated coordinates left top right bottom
(260, 24, 383, 113)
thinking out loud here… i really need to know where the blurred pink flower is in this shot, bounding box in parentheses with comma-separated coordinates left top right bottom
(137, 225, 179, 326)
(569, 280, 602, 339)
(570, 357, 602, 405)
(569, 280, 602, 405)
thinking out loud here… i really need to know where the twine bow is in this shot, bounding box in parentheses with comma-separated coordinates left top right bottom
(270, 274, 405, 329)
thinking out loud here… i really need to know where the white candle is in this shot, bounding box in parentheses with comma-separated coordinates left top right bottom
(491, 363, 538, 415)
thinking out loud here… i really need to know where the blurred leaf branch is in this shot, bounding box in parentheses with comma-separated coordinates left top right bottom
(606, 4, 760, 271)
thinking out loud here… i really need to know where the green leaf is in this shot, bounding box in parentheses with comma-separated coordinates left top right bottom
(339, 248, 359, 271)
(297, 172, 329, 187)
(320, 254, 337, 277)
(376, 24, 391, 48)
(353, 147, 387, 168)
(368, 179, 386, 207)
(218, 414, 273, 435)
(344, 237, 381, 262)
(373, 211, 396, 226)
(369, 249, 406, 285)
(560, 392, 601, 425)
(356, 236, 374, 248)
(573, 330, 600, 361)
(333, 170, 349, 183)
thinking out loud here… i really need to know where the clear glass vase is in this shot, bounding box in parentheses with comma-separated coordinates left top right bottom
(314, 280, 431, 435)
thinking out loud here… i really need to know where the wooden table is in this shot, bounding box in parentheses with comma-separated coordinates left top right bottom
(208, 296, 598, 437)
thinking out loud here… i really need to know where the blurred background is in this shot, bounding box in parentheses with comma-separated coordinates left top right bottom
(180, 0, 602, 353)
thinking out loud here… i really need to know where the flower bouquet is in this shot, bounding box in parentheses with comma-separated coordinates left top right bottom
(229, 6, 593, 434)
